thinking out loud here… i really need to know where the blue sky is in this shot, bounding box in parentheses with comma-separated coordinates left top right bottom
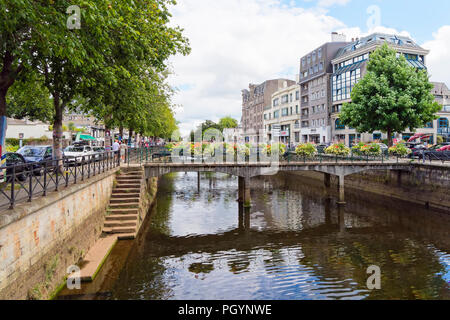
(302, 0, 450, 43)
(169, 0, 450, 135)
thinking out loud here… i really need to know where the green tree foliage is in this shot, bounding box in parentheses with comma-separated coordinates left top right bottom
(339, 44, 441, 146)
(1, 1, 189, 160)
(218, 116, 238, 130)
(6, 73, 53, 122)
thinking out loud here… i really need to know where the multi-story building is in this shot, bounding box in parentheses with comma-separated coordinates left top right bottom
(63, 112, 105, 140)
(263, 80, 301, 145)
(432, 82, 450, 142)
(330, 33, 430, 146)
(241, 79, 295, 144)
(298, 33, 349, 144)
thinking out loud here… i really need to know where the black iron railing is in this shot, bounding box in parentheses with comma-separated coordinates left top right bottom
(123, 147, 444, 165)
(0, 151, 120, 211)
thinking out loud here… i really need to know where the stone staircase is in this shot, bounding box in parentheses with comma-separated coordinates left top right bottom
(103, 167, 143, 240)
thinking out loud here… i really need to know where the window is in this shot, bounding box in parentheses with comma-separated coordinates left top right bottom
(274, 110, 280, 119)
(319, 62, 323, 71)
(439, 118, 449, 128)
(318, 48, 322, 58)
(424, 122, 433, 128)
(281, 94, 289, 104)
(307, 55, 311, 64)
(282, 108, 289, 117)
(302, 57, 306, 66)
(290, 93, 293, 102)
(273, 98, 279, 107)
(296, 105, 299, 114)
(335, 119, 345, 130)
(312, 51, 316, 62)
(295, 91, 299, 100)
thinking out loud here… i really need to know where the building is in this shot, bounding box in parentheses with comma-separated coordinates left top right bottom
(330, 33, 430, 146)
(63, 112, 105, 140)
(432, 82, 450, 142)
(263, 80, 301, 145)
(298, 33, 350, 144)
(223, 125, 244, 144)
(6, 118, 53, 140)
(241, 79, 296, 144)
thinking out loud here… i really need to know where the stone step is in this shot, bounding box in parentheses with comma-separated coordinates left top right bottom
(111, 193, 141, 199)
(104, 220, 137, 228)
(105, 214, 138, 221)
(107, 208, 139, 215)
(109, 204, 140, 210)
(117, 233, 137, 240)
(79, 235, 118, 282)
(115, 183, 141, 189)
(112, 188, 141, 194)
(110, 198, 140, 204)
(104, 226, 137, 234)
(116, 177, 141, 181)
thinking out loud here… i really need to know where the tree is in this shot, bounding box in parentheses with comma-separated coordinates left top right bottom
(218, 116, 238, 131)
(339, 43, 441, 146)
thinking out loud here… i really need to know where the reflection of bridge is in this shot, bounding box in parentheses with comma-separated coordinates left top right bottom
(143, 161, 416, 206)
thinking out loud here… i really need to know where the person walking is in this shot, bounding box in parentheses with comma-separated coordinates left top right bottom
(120, 141, 128, 163)
(112, 140, 120, 162)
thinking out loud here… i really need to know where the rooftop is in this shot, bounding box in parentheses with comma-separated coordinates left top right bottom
(334, 33, 427, 59)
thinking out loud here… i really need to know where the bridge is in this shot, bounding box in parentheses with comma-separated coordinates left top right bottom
(142, 160, 419, 206)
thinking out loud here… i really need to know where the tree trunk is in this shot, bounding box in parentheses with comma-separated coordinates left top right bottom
(0, 89, 8, 151)
(52, 94, 64, 172)
(128, 128, 133, 145)
(119, 125, 124, 141)
(387, 129, 393, 147)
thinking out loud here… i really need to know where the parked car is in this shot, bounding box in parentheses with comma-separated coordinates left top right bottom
(375, 143, 389, 156)
(63, 145, 95, 164)
(0, 153, 29, 182)
(17, 145, 53, 175)
(93, 147, 106, 161)
(408, 144, 428, 159)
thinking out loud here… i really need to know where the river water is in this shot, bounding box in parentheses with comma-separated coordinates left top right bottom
(58, 172, 450, 300)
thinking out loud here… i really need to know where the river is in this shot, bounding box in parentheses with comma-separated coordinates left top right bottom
(57, 172, 450, 300)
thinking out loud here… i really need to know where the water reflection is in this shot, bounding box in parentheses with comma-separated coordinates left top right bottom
(58, 172, 450, 300)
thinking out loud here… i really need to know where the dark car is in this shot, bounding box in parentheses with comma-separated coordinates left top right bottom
(17, 145, 53, 175)
(408, 144, 428, 159)
(0, 153, 29, 182)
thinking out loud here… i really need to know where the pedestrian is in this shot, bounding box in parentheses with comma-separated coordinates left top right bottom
(112, 139, 120, 161)
(120, 141, 128, 163)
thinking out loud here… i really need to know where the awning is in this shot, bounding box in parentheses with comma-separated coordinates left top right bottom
(79, 134, 96, 141)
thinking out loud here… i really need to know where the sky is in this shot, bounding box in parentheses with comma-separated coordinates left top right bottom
(167, 0, 450, 136)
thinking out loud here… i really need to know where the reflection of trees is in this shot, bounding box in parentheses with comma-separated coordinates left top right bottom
(189, 262, 214, 274)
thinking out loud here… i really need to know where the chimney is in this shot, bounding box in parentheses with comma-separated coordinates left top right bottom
(331, 32, 347, 42)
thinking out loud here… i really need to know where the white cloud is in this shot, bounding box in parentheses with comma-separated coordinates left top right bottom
(169, 0, 347, 135)
(422, 26, 450, 86)
(317, 0, 351, 8)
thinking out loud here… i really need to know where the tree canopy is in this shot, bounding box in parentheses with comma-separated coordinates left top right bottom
(218, 116, 239, 130)
(339, 43, 441, 146)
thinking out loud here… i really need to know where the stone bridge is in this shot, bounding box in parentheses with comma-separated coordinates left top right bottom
(143, 161, 415, 207)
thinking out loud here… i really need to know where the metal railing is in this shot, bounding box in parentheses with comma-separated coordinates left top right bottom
(0, 151, 120, 211)
(124, 147, 434, 165)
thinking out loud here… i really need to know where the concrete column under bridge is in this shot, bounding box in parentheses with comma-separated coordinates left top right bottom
(238, 177, 252, 208)
(323, 173, 345, 205)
